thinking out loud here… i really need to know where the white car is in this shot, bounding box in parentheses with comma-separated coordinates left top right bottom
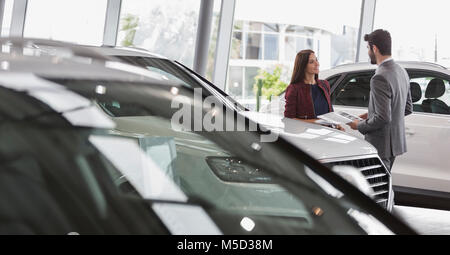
(265, 62, 450, 210)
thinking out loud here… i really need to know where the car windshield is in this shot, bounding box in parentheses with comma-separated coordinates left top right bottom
(34, 77, 401, 235)
(0, 88, 167, 234)
(115, 55, 247, 111)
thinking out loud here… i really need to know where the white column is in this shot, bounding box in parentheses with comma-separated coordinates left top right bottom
(103, 0, 122, 46)
(212, 0, 236, 90)
(193, 0, 214, 77)
(356, 0, 377, 62)
(0, 0, 5, 33)
(9, 0, 27, 37)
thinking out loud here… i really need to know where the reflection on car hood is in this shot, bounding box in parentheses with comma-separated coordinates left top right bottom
(241, 111, 377, 160)
(111, 116, 228, 155)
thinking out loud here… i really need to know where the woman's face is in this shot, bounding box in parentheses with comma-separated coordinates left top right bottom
(306, 53, 320, 75)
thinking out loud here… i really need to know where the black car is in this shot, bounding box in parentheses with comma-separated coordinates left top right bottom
(0, 50, 416, 234)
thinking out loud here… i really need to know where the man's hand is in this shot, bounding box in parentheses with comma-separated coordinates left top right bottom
(348, 120, 360, 130)
(359, 113, 368, 120)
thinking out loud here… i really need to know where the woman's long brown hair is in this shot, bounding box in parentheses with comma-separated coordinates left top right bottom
(290, 49, 318, 84)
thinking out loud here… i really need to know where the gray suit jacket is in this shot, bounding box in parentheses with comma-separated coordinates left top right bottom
(357, 59, 413, 158)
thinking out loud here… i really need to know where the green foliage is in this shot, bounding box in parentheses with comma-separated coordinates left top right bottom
(256, 79, 263, 111)
(120, 14, 139, 47)
(253, 66, 288, 100)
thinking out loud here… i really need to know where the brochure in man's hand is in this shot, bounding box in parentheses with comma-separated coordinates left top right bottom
(317, 111, 363, 125)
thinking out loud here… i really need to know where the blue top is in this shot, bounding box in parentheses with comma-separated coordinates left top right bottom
(310, 84, 330, 117)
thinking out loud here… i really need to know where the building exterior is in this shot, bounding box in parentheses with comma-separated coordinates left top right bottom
(227, 19, 358, 109)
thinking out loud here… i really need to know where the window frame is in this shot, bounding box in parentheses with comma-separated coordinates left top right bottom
(407, 69, 450, 116)
(330, 68, 450, 115)
(331, 71, 374, 108)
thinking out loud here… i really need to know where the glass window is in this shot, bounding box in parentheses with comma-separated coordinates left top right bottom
(23, 0, 107, 45)
(245, 33, 262, 60)
(284, 36, 297, 62)
(333, 73, 373, 107)
(228, 66, 243, 98)
(228, 0, 362, 102)
(118, 0, 201, 68)
(245, 67, 259, 99)
(285, 36, 309, 62)
(286, 25, 310, 35)
(231, 32, 244, 59)
(333, 72, 450, 115)
(374, 0, 450, 67)
(326, 75, 341, 90)
(1, 0, 14, 37)
(233, 20, 243, 31)
(409, 75, 450, 115)
(234, 0, 361, 67)
(248, 21, 262, 32)
(264, 34, 279, 60)
(114, 55, 246, 112)
(263, 23, 279, 33)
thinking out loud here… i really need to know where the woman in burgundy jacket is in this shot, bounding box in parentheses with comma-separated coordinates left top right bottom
(284, 49, 343, 130)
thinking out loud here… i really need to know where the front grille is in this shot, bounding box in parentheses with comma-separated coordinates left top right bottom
(324, 157, 390, 209)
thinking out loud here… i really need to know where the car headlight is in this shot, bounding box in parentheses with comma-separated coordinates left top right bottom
(206, 156, 273, 183)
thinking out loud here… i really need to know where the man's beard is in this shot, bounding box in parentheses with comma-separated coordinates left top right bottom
(369, 50, 376, 64)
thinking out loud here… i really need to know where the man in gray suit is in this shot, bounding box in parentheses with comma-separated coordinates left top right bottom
(348, 29, 412, 171)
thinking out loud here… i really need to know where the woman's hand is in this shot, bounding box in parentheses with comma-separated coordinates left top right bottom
(335, 124, 345, 132)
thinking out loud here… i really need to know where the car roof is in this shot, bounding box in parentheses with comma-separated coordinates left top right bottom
(0, 37, 117, 61)
(0, 37, 167, 63)
(320, 61, 450, 78)
(83, 45, 168, 59)
(0, 53, 179, 86)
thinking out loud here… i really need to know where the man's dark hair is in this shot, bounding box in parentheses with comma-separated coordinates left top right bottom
(364, 29, 391, 56)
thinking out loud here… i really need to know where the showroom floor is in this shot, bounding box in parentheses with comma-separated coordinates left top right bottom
(393, 206, 450, 235)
